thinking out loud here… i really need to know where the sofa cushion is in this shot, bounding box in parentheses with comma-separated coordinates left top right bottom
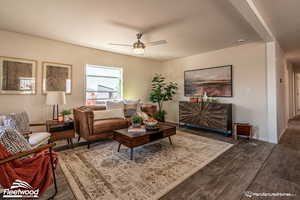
(93, 109, 124, 121)
(0, 128, 32, 158)
(106, 101, 124, 110)
(94, 119, 128, 134)
(29, 132, 51, 148)
(124, 100, 141, 118)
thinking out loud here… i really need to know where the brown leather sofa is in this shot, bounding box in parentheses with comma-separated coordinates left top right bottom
(73, 104, 157, 148)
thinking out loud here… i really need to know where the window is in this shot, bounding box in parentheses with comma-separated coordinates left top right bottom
(85, 64, 122, 105)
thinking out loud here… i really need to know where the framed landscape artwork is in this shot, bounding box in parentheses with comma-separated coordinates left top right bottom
(0, 56, 37, 95)
(184, 65, 233, 97)
(42, 62, 72, 94)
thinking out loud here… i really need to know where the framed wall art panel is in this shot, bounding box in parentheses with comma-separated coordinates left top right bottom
(42, 62, 72, 94)
(184, 65, 233, 97)
(0, 56, 37, 95)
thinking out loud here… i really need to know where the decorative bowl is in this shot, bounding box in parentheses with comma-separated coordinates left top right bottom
(143, 119, 158, 127)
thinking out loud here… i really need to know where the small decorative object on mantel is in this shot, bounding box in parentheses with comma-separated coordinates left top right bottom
(207, 97, 218, 103)
(58, 114, 64, 122)
(232, 123, 253, 140)
(189, 97, 199, 103)
(203, 92, 208, 102)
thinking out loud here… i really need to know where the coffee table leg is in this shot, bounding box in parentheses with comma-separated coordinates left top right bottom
(168, 136, 173, 145)
(70, 138, 73, 148)
(117, 143, 121, 152)
(130, 148, 133, 160)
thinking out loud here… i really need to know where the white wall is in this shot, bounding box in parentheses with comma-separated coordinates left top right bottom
(275, 42, 288, 140)
(286, 62, 294, 118)
(0, 30, 162, 122)
(160, 42, 270, 142)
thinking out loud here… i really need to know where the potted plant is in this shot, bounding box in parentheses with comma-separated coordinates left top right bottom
(131, 115, 143, 128)
(60, 109, 72, 121)
(150, 74, 178, 122)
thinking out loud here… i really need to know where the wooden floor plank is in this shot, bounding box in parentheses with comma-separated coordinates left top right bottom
(161, 141, 274, 200)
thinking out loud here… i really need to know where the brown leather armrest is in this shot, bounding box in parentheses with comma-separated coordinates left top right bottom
(30, 123, 45, 127)
(0, 143, 56, 165)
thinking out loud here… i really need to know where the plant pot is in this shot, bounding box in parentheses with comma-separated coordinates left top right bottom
(154, 110, 166, 122)
(64, 115, 70, 121)
(132, 122, 141, 128)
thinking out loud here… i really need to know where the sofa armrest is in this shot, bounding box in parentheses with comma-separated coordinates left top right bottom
(20, 131, 32, 141)
(0, 143, 56, 165)
(141, 104, 157, 118)
(74, 108, 95, 138)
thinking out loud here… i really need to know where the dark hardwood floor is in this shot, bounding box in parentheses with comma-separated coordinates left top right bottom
(40, 121, 300, 200)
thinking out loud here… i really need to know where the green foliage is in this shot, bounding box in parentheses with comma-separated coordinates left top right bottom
(150, 74, 178, 121)
(131, 115, 143, 124)
(60, 109, 72, 116)
(154, 110, 166, 122)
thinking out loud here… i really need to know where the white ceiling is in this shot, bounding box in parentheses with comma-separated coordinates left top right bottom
(0, 0, 261, 61)
(254, 0, 300, 63)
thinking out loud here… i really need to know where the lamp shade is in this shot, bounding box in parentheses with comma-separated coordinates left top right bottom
(46, 92, 66, 105)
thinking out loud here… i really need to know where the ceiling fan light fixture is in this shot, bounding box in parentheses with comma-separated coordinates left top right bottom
(133, 41, 145, 55)
(133, 47, 145, 55)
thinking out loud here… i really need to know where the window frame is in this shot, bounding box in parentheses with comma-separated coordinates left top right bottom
(84, 64, 123, 105)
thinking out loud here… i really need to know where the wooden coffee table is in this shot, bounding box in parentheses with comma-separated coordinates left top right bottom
(113, 124, 176, 160)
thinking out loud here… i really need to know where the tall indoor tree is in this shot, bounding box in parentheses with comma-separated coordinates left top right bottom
(150, 74, 178, 122)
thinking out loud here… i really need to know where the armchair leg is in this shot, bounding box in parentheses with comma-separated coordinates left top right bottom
(48, 147, 58, 200)
(87, 142, 91, 149)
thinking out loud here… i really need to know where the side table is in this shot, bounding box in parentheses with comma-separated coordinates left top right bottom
(233, 123, 253, 140)
(46, 120, 75, 147)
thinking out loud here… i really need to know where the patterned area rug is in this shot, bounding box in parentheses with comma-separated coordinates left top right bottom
(59, 131, 233, 200)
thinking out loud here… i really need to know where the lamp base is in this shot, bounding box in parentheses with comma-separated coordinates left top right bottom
(52, 104, 59, 120)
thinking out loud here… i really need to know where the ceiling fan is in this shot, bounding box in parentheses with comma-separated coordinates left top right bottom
(109, 33, 167, 55)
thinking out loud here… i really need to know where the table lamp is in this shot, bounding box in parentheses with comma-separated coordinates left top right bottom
(46, 92, 66, 120)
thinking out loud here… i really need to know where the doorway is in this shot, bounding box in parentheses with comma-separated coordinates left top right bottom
(294, 72, 300, 115)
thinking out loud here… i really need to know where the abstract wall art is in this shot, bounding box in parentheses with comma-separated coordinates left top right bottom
(184, 65, 232, 97)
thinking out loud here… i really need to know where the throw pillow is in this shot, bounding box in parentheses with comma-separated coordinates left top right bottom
(124, 99, 141, 117)
(136, 111, 149, 121)
(106, 101, 124, 110)
(124, 99, 141, 111)
(4, 111, 30, 132)
(0, 128, 32, 157)
(93, 109, 125, 121)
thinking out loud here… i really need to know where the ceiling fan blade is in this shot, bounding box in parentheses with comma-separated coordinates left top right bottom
(146, 40, 167, 46)
(108, 43, 132, 47)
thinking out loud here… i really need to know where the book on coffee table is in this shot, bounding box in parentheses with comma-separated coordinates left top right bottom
(128, 125, 146, 133)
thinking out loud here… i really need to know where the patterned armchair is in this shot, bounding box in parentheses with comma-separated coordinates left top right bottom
(0, 112, 50, 148)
